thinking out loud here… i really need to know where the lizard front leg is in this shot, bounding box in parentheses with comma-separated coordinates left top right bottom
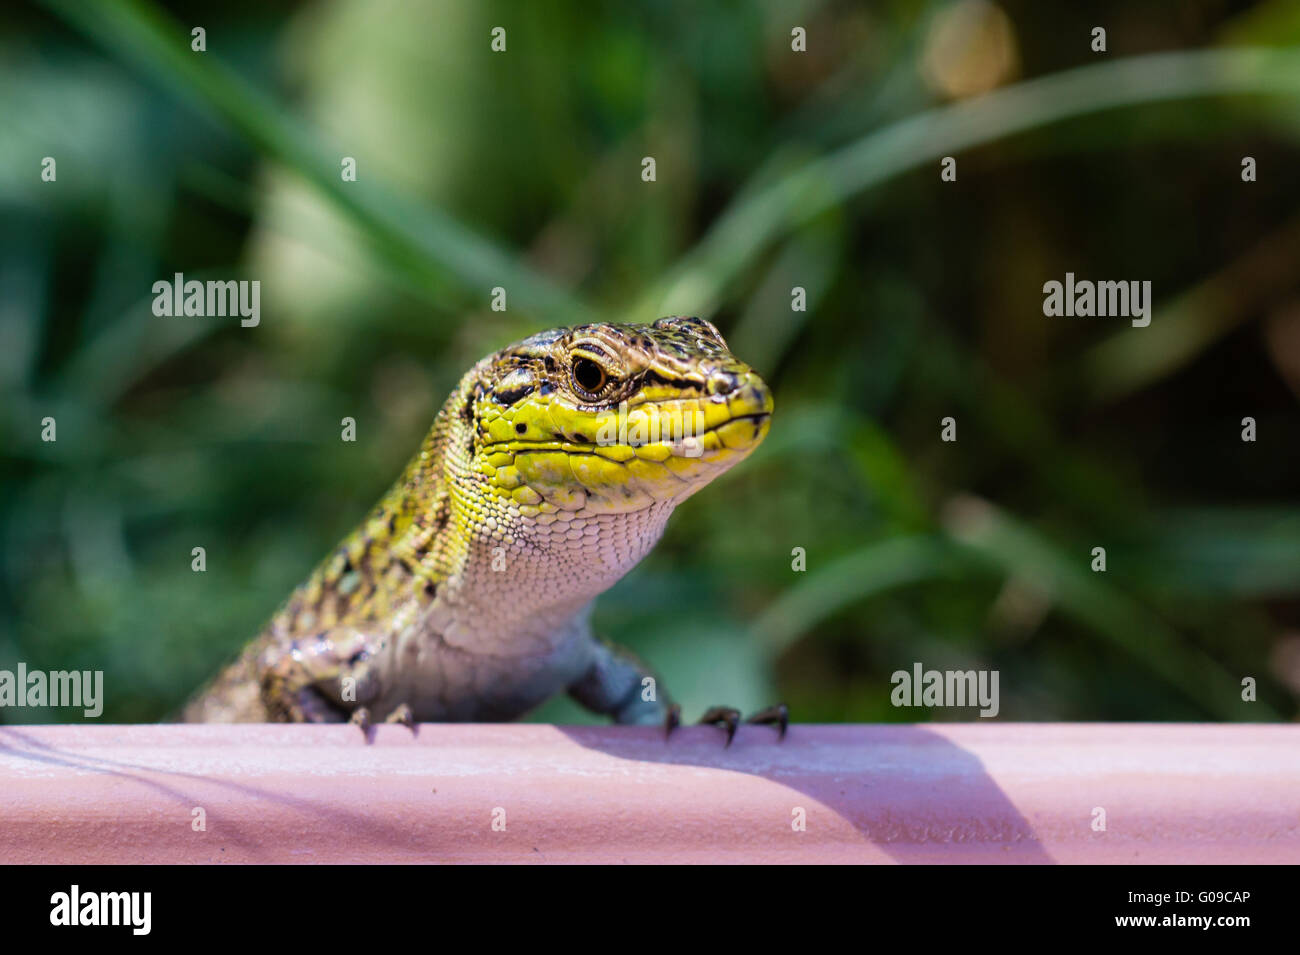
(567, 639, 672, 727)
(567, 640, 789, 743)
(259, 628, 382, 723)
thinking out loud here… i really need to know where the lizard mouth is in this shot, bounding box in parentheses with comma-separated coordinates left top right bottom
(486, 371, 774, 459)
(479, 379, 772, 512)
(692, 411, 771, 453)
(484, 410, 772, 457)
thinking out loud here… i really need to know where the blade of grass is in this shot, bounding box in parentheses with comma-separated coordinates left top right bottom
(632, 46, 1300, 320)
(1082, 213, 1300, 402)
(1135, 507, 1300, 597)
(941, 496, 1278, 720)
(40, 0, 594, 325)
(751, 535, 973, 657)
(744, 404, 930, 529)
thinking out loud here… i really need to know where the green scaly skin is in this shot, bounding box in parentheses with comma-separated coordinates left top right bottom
(183, 316, 773, 732)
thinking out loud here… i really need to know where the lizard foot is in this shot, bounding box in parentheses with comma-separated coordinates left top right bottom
(350, 705, 415, 740)
(745, 702, 789, 740)
(663, 702, 682, 738)
(385, 703, 416, 732)
(349, 706, 372, 738)
(698, 705, 741, 746)
(678, 703, 790, 746)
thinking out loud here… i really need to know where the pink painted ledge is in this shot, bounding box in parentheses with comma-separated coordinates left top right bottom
(1, 723, 1297, 864)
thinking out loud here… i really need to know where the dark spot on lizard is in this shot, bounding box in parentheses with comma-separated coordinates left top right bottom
(495, 382, 536, 406)
(515, 422, 527, 434)
(576, 343, 614, 363)
(641, 369, 679, 388)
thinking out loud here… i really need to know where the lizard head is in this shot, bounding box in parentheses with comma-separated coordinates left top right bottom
(466, 316, 772, 521)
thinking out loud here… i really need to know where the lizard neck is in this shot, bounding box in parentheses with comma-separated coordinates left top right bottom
(383, 365, 680, 625)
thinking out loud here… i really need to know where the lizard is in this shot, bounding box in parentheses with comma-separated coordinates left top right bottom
(182, 315, 784, 743)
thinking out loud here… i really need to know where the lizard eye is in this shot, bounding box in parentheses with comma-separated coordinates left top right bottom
(571, 357, 607, 395)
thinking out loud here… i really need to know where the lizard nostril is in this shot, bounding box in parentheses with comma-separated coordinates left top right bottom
(708, 370, 741, 396)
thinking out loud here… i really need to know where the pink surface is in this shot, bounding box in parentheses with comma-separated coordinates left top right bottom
(0, 723, 1296, 863)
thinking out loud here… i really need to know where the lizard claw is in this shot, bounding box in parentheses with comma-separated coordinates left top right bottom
(698, 705, 742, 746)
(745, 702, 789, 740)
(663, 702, 682, 739)
(674, 703, 790, 746)
(385, 703, 416, 731)
(348, 706, 372, 738)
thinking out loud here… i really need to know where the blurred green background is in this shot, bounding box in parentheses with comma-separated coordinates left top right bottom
(2, 0, 1299, 724)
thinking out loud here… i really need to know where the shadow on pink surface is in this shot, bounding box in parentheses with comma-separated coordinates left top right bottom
(556, 723, 1057, 863)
